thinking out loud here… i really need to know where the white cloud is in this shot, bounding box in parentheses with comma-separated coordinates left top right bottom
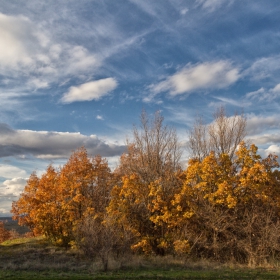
(180, 8, 189, 15)
(0, 12, 100, 95)
(150, 61, 239, 96)
(27, 78, 49, 89)
(272, 84, 280, 93)
(0, 165, 27, 179)
(64, 46, 98, 75)
(245, 55, 280, 81)
(265, 145, 280, 155)
(256, 144, 280, 160)
(195, 0, 234, 12)
(249, 134, 280, 146)
(61, 78, 118, 103)
(0, 177, 27, 216)
(0, 123, 126, 159)
(246, 87, 265, 100)
(0, 178, 27, 197)
(0, 13, 35, 69)
(0, 207, 11, 216)
(96, 115, 104, 120)
(212, 96, 249, 107)
(246, 84, 280, 102)
(247, 115, 280, 135)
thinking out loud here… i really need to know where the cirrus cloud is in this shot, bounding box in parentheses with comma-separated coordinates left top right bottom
(246, 83, 280, 102)
(60, 78, 118, 103)
(195, 0, 234, 12)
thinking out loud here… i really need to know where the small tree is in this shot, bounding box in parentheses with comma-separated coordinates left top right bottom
(75, 214, 130, 271)
(0, 221, 10, 243)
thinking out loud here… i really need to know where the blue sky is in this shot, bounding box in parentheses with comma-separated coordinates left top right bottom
(1, 0, 280, 215)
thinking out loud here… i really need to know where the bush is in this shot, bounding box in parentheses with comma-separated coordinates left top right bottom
(0, 221, 11, 243)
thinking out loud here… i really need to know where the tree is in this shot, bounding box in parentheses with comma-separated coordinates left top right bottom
(0, 221, 10, 243)
(171, 142, 280, 265)
(108, 110, 183, 255)
(33, 165, 70, 244)
(12, 166, 71, 245)
(75, 213, 128, 271)
(12, 147, 114, 247)
(72, 154, 122, 269)
(11, 172, 41, 236)
(188, 106, 246, 160)
(117, 110, 182, 185)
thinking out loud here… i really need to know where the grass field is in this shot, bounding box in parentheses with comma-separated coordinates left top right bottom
(1, 236, 280, 279)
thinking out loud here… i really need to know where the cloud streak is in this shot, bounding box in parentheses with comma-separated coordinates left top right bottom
(245, 55, 280, 82)
(246, 84, 280, 102)
(195, 0, 234, 12)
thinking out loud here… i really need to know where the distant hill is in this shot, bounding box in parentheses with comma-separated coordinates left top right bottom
(0, 217, 30, 234)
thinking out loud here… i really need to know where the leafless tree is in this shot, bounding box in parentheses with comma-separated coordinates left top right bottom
(75, 214, 132, 271)
(188, 106, 247, 160)
(118, 110, 182, 189)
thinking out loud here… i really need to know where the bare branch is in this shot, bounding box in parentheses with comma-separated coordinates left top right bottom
(188, 106, 247, 160)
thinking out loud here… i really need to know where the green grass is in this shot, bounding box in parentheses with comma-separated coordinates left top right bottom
(1, 237, 280, 279)
(1, 268, 280, 279)
(1, 236, 44, 246)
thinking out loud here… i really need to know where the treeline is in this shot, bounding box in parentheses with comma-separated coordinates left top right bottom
(12, 108, 280, 269)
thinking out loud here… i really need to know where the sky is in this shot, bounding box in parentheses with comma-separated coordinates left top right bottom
(1, 0, 280, 216)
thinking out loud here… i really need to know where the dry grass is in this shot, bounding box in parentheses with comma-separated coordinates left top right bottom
(0, 236, 92, 272)
(1, 236, 280, 279)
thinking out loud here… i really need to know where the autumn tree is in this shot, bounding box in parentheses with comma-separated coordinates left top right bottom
(11, 166, 72, 245)
(171, 142, 280, 265)
(12, 147, 114, 248)
(72, 153, 122, 269)
(11, 172, 41, 235)
(232, 143, 280, 266)
(109, 110, 183, 255)
(33, 165, 70, 244)
(188, 106, 246, 160)
(0, 221, 10, 243)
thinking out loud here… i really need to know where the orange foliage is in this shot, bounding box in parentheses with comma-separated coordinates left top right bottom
(11, 147, 113, 246)
(0, 221, 10, 243)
